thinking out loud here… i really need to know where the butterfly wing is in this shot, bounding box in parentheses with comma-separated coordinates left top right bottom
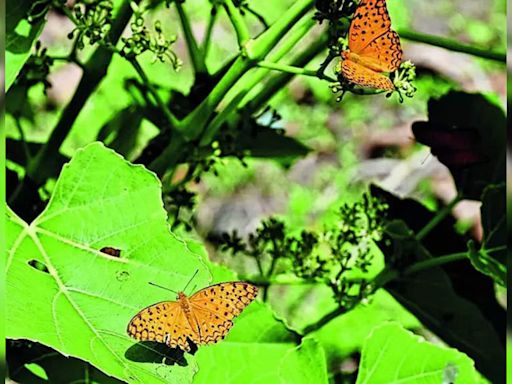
(357, 30, 402, 72)
(341, 60, 394, 90)
(127, 300, 199, 352)
(189, 282, 258, 345)
(348, 0, 393, 54)
(342, 0, 401, 89)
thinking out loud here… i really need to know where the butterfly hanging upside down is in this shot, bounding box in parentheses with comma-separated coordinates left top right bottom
(339, 0, 403, 91)
(127, 282, 258, 352)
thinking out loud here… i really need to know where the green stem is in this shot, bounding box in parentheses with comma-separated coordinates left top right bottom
(240, 275, 322, 286)
(149, 134, 186, 178)
(257, 60, 337, 82)
(60, 5, 80, 25)
(403, 252, 468, 275)
(10, 0, 139, 207)
(202, 17, 321, 143)
(200, 17, 318, 146)
(302, 307, 346, 335)
(302, 247, 472, 335)
(398, 29, 506, 63)
(153, 0, 315, 170)
(129, 58, 180, 128)
(245, 0, 314, 59)
(14, 119, 31, 162)
(254, 257, 264, 277)
(245, 32, 327, 112)
(175, 1, 208, 75)
(199, 91, 246, 146)
(416, 195, 462, 241)
(201, 7, 218, 56)
(223, 0, 250, 46)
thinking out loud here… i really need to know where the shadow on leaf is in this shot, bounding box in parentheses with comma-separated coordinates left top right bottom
(125, 341, 196, 366)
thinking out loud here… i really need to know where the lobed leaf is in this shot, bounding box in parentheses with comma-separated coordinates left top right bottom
(7, 142, 328, 383)
(356, 323, 484, 383)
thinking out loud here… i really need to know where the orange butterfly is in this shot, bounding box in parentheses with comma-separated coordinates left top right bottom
(340, 0, 402, 91)
(127, 281, 258, 352)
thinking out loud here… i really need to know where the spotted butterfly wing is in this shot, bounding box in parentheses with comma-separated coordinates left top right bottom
(189, 282, 258, 344)
(341, 0, 402, 90)
(127, 301, 200, 352)
(347, 0, 393, 53)
(341, 60, 395, 90)
(127, 282, 258, 352)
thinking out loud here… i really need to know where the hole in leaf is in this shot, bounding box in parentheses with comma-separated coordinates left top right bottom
(28, 259, 49, 274)
(100, 246, 121, 257)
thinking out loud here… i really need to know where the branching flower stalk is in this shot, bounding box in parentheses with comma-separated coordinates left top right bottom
(219, 193, 388, 307)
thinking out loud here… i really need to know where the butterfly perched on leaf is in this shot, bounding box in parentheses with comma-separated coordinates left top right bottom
(127, 282, 258, 352)
(340, 0, 402, 91)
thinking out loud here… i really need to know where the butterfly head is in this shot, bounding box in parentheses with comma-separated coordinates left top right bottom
(177, 291, 187, 301)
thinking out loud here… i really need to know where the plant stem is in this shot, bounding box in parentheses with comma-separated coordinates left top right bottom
(129, 58, 180, 128)
(240, 275, 318, 286)
(199, 17, 317, 145)
(301, 246, 475, 335)
(199, 91, 246, 145)
(245, 32, 327, 112)
(416, 194, 462, 241)
(244, 5, 269, 28)
(223, 0, 250, 46)
(398, 29, 506, 63)
(302, 306, 346, 334)
(175, 1, 208, 75)
(10, 0, 139, 207)
(152, 0, 315, 171)
(201, 7, 218, 56)
(14, 119, 31, 162)
(149, 134, 186, 178)
(257, 60, 337, 82)
(403, 252, 468, 275)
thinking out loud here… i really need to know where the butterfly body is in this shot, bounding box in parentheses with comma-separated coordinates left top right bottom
(127, 282, 258, 352)
(340, 0, 402, 91)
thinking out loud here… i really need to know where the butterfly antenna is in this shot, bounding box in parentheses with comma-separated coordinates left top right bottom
(182, 269, 199, 293)
(148, 282, 178, 294)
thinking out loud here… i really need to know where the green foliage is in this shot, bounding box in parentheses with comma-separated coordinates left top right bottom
(6, 143, 210, 382)
(356, 323, 483, 383)
(468, 184, 506, 286)
(372, 187, 505, 383)
(6, 0, 48, 90)
(218, 193, 387, 307)
(68, 0, 114, 49)
(6, 143, 326, 383)
(120, 2, 180, 66)
(5, 0, 506, 383)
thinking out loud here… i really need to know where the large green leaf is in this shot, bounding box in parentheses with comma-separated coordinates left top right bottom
(6, 0, 47, 91)
(312, 290, 420, 364)
(356, 323, 484, 384)
(7, 143, 329, 384)
(194, 337, 327, 384)
(6, 142, 211, 383)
